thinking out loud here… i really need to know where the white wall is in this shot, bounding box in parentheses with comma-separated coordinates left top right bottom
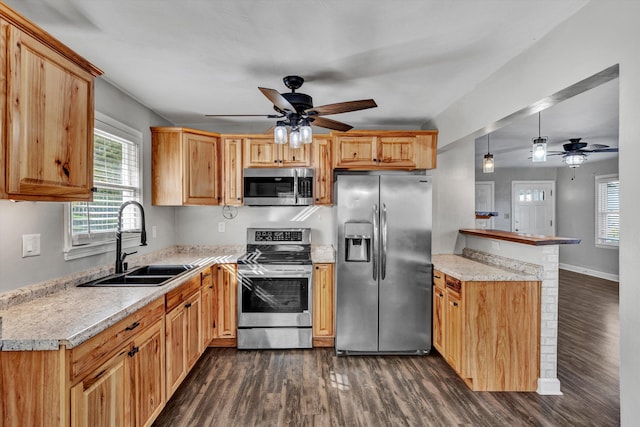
(175, 205, 335, 246)
(431, 2, 638, 424)
(557, 158, 619, 278)
(0, 78, 174, 293)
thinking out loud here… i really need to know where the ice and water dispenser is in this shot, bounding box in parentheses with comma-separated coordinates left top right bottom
(344, 222, 372, 262)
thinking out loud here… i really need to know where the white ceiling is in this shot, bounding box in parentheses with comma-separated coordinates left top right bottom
(5, 0, 595, 137)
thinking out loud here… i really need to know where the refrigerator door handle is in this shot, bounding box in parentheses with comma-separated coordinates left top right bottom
(372, 204, 379, 281)
(381, 203, 387, 280)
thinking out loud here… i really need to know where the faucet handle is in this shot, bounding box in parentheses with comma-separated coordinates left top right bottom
(121, 250, 138, 261)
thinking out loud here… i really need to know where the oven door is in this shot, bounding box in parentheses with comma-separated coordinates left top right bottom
(238, 264, 313, 328)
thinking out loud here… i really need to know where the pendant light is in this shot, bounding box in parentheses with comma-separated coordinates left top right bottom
(272, 117, 313, 148)
(483, 133, 495, 173)
(531, 111, 548, 162)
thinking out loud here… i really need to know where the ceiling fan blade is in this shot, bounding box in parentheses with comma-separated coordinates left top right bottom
(587, 148, 619, 153)
(306, 99, 377, 116)
(310, 117, 353, 131)
(259, 87, 296, 113)
(204, 114, 281, 117)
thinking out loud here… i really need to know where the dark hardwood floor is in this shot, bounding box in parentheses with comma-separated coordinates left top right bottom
(153, 269, 620, 426)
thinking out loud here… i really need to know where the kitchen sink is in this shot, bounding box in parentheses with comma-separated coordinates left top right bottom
(79, 264, 195, 287)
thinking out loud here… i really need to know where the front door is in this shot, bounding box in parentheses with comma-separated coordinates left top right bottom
(511, 181, 555, 235)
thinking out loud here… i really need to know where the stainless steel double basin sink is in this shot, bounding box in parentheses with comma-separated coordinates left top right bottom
(79, 264, 195, 287)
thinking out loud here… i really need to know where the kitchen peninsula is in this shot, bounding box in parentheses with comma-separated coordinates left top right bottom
(433, 229, 580, 395)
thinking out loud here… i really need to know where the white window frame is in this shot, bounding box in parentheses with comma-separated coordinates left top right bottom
(595, 173, 619, 249)
(64, 112, 144, 260)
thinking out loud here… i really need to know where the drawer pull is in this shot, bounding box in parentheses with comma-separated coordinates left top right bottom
(128, 347, 139, 358)
(125, 321, 140, 331)
(434, 274, 441, 279)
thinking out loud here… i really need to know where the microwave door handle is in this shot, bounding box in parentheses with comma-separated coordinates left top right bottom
(372, 204, 379, 281)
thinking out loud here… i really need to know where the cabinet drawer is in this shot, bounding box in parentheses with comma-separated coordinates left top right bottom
(166, 274, 201, 312)
(446, 275, 462, 294)
(433, 269, 446, 289)
(69, 298, 164, 383)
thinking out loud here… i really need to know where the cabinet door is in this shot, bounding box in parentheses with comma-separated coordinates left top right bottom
(185, 291, 202, 370)
(312, 137, 333, 205)
(222, 138, 243, 205)
(377, 136, 418, 168)
(130, 320, 165, 427)
(333, 136, 377, 168)
(432, 285, 445, 354)
(201, 268, 216, 348)
(214, 264, 237, 339)
(243, 137, 279, 167)
(445, 289, 462, 373)
(165, 304, 187, 397)
(281, 144, 311, 166)
(184, 132, 220, 205)
(313, 263, 335, 346)
(5, 25, 94, 201)
(71, 352, 129, 427)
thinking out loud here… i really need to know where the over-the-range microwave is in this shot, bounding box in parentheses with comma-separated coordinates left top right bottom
(243, 168, 314, 206)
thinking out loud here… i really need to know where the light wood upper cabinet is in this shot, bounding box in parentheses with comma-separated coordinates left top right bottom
(151, 127, 221, 206)
(243, 135, 311, 167)
(313, 263, 335, 347)
(221, 137, 243, 205)
(312, 136, 333, 205)
(0, 4, 102, 201)
(332, 130, 437, 170)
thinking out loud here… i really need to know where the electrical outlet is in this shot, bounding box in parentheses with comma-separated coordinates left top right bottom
(22, 234, 41, 257)
(218, 222, 225, 233)
(152, 225, 157, 238)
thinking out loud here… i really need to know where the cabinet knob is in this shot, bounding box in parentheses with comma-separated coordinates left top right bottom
(237, 197, 241, 201)
(185, 302, 192, 309)
(452, 302, 458, 307)
(127, 346, 139, 358)
(274, 160, 278, 163)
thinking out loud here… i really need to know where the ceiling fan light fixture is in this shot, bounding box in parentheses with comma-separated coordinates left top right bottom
(532, 136, 548, 162)
(289, 129, 302, 148)
(274, 121, 287, 144)
(531, 112, 547, 163)
(483, 133, 494, 173)
(300, 119, 313, 144)
(563, 153, 586, 168)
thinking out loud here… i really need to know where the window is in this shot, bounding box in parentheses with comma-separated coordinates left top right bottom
(64, 112, 143, 259)
(595, 174, 619, 248)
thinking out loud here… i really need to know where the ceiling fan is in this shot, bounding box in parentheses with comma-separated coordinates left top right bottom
(547, 138, 618, 168)
(205, 75, 377, 147)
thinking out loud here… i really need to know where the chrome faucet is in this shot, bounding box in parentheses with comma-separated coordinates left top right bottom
(115, 201, 147, 274)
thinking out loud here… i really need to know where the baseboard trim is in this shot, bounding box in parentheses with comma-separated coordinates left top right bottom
(537, 378, 563, 395)
(559, 263, 619, 282)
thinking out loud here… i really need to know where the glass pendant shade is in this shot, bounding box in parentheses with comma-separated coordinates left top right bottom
(300, 120, 313, 144)
(483, 153, 495, 173)
(531, 137, 547, 162)
(289, 130, 302, 148)
(564, 153, 585, 168)
(274, 122, 287, 144)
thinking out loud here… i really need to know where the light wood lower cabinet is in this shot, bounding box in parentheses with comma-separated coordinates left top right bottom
(313, 263, 335, 347)
(165, 276, 202, 398)
(433, 269, 541, 391)
(210, 264, 238, 347)
(70, 306, 165, 427)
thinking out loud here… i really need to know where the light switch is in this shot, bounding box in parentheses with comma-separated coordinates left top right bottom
(22, 234, 41, 257)
(218, 222, 225, 233)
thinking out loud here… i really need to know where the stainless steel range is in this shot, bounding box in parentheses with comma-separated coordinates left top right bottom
(237, 227, 313, 349)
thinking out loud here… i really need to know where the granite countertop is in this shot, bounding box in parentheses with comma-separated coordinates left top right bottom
(0, 244, 335, 352)
(432, 253, 541, 282)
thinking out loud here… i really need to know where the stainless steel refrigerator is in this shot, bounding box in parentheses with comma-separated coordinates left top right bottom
(335, 172, 432, 354)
